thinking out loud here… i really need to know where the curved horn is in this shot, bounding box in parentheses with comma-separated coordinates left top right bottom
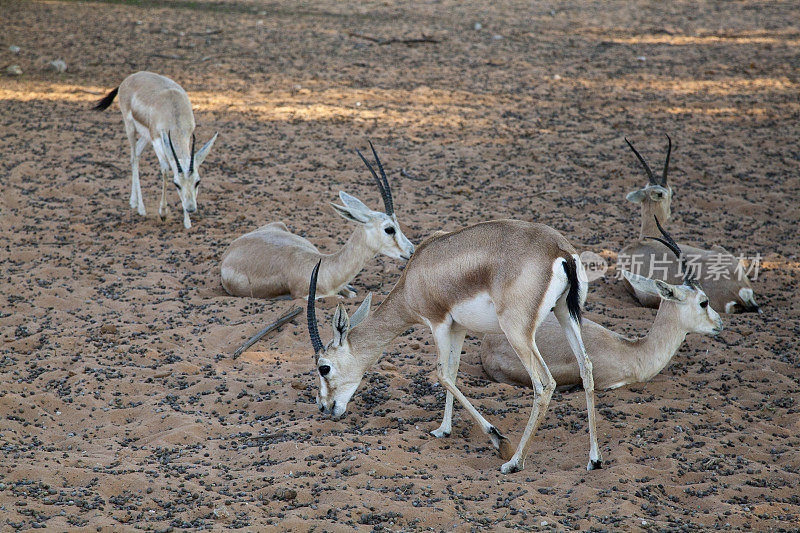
(307, 260, 324, 355)
(368, 140, 394, 216)
(646, 215, 696, 286)
(168, 131, 183, 174)
(625, 137, 656, 185)
(355, 144, 393, 216)
(661, 133, 671, 186)
(189, 134, 196, 173)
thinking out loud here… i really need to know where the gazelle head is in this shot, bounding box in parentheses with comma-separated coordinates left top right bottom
(164, 130, 218, 223)
(329, 142, 415, 260)
(626, 215, 724, 334)
(622, 270, 723, 335)
(307, 261, 373, 417)
(625, 134, 673, 222)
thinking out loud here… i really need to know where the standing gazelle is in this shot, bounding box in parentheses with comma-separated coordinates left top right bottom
(93, 71, 218, 229)
(479, 221, 723, 391)
(620, 135, 760, 313)
(220, 143, 414, 299)
(307, 220, 603, 473)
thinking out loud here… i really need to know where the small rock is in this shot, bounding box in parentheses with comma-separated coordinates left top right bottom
(473, 22, 482, 31)
(410, 342, 420, 350)
(273, 488, 297, 501)
(553, 74, 561, 80)
(636, 56, 646, 62)
(380, 362, 397, 371)
(212, 506, 230, 519)
(492, 34, 503, 40)
(48, 59, 67, 73)
(8, 45, 20, 53)
(100, 324, 117, 335)
(290, 381, 307, 390)
(6, 65, 22, 76)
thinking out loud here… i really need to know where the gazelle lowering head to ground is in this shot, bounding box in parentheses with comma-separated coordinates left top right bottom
(220, 142, 414, 299)
(620, 136, 760, 314)
(307, 220, 603, 474)
(480, 221, 723, 391)
(93, 71, 218, 229)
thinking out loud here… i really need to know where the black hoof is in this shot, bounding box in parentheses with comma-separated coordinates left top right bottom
(589, 459, 603, 470)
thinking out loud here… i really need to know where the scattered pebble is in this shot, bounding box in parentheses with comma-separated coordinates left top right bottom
(6, 65, 22, 76)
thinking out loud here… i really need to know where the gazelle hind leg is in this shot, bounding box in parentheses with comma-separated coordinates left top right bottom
(498, 326, 555, 474)
(431, 326, 466, 438)
(553, 300, 602, 470)
(431, 323, 510, 456)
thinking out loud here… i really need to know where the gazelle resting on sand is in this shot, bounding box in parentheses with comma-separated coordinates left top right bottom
(307, 220, 603, 474)
(220, 143, 414, 299)
(619, 135, 760, 314)
(93, 71, 218, 229)
(480, 218, 723, 390)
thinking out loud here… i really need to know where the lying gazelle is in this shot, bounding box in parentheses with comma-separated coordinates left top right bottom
(620, 135, 760, 313)
(307, 220, 603, 474)
(93, 71, 218, 229)
(480, 218, 723, 390)
(220, 143, 414, 299)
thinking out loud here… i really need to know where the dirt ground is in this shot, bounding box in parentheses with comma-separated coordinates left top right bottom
(1, 0, 799, 530)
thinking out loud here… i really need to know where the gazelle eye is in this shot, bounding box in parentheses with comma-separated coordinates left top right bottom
(700, 300, 708, 308)
(318, 365, 331, 376)
(384, 226, 396, 235)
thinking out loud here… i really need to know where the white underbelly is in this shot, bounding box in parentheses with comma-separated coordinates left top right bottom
(449, 293, 503, 333)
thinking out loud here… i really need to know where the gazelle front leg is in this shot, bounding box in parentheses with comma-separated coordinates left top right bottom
(554, 303, 602, 470)
(431, 326, 466, 438)
(430, 322, 512, 459)
(152, 137, 171, 222)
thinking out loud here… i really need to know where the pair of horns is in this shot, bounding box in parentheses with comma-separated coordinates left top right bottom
(625, 134, 671, 187)
(168, 131, 196, 174)
(646, 215, 697, 287)
(355, 141, 394, 216)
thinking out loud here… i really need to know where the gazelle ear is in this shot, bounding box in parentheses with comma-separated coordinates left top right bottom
(194, 132, 218, 168)
(331, 303, 350, 346)
(622, 270, 688, 302)
(349, 292, 372, 328)
(330, 203, 371, 224)
(626, 189, 647, 203)
(338, 191, 372, 212)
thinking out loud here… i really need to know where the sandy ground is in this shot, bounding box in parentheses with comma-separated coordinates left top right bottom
(1, 0, 799, 530)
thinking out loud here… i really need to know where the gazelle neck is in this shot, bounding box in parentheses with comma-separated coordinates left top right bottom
(347, 279, 416, 372)
(622, 302, 688, 383)
(320, 225, 378, 293)
(639, 200, 671, 239)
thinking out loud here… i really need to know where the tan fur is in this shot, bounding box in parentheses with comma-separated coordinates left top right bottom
(221, 222, 382, 299)
(480, 286, 723, 390)
(313, 220, 603, 473)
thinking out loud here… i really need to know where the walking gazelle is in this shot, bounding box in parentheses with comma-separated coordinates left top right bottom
(306, 220, 603, 473)
(93, 71, 218, 229)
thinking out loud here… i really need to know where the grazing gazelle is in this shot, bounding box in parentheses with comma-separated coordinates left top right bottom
(93, 71, 218, 229)
(221, 143, 414, 299)
(620, 135, 760, 313)
(307, 220, 603, 474)
(479, 221, 724, 391)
